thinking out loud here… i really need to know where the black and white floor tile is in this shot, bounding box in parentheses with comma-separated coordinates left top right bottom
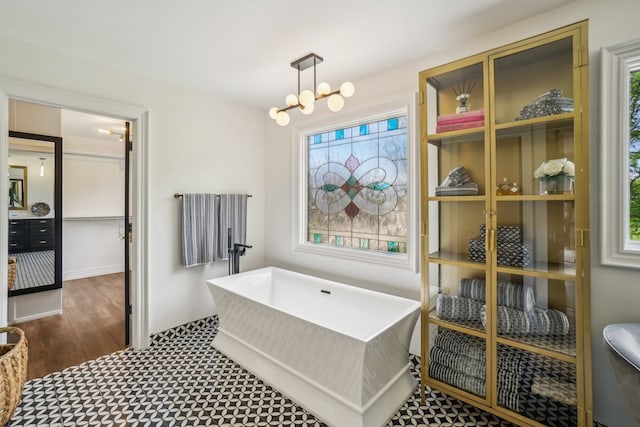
(12, 250, 55, 291)
(8, 317, 514, 426)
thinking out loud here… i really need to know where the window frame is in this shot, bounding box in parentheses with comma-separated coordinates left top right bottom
(601, 39, 640, 268)
(292, 96, 419, 271)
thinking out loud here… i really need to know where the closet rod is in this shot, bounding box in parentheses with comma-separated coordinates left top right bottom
(174, 193, 252, 198)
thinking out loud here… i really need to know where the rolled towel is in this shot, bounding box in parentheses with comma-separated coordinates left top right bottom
(435, 294, 483, 322)
(481, 306, 570, 336)
(459, 279, 535, 312)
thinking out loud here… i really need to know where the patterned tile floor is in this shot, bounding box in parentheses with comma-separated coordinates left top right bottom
(8, 317, 514, 426)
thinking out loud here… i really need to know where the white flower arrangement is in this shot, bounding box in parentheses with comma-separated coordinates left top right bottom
(533, 158, 575, 179)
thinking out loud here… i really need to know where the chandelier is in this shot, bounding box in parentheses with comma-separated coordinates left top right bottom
(269, 53, 355, 126)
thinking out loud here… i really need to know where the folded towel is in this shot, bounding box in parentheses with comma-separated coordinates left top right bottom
(459, 279, 535, 312)
(435, 182, 478, 196)
(433, 329, 486, 362)
(435, 294, 484, 322)
(479, 225, 522, 242)
(429, 360, 527, 412)
(430, 345, 486, 379)
(482, 306, 570, 336)
(429, 361, 486, 397)
(181, 193, 218, 267)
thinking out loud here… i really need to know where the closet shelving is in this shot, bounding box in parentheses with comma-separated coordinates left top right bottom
(418, 21, 591, 427)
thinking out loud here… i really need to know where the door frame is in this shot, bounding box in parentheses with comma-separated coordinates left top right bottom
(0, 76, 150, 349)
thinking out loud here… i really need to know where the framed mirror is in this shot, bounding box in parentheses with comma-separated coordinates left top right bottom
(8, 165, 27, 209)
(8, 130, 62, 296)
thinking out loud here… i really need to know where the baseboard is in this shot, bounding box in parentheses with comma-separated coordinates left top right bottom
(63, 264, 124, 281)
(8, 288, 63, 324)
(11, 309, 62, 324)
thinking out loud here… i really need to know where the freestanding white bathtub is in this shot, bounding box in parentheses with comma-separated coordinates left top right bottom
(206, 267, 420, 427)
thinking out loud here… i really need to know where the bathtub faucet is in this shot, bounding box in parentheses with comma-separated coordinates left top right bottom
(230, 243, 252, 275)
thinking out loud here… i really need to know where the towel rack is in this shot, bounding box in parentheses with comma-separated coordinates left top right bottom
(174, 193, 252, 198)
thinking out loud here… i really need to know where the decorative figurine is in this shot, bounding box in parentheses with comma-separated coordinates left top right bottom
(453, 80, 475, 114)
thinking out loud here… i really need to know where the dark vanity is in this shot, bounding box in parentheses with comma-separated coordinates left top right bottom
(9, 218, 55, 253)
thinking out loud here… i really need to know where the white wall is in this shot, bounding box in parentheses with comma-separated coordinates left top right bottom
(264, 1, 640, 426)
(63, 218, 125, 280)
(0, 33, 266, 335)
(61, 135, 126, 279)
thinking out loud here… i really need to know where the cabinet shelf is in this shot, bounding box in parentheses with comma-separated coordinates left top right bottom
(426, 127, 485, 145)
(496, 262, 577, 281)
(428, 309, 486, 336)
(427, 251, 488, 270)
(495, 194, 575, 202)
(429, 307, 577, 360)
(497, 334, 577, 362)
(494, 112, 574, 132)
(427, 195, 487, 202)
(429, 251, 577, 280)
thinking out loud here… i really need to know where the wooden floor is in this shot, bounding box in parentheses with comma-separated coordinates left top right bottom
(12, 273, 126, 380)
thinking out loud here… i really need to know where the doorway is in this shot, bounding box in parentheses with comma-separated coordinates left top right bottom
(8, 105, 131, 378)
(0, 79, 149, 353)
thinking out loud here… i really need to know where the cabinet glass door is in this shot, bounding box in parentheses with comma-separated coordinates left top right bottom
(422, 57, 492, 403)
(489, 31, 581, 425)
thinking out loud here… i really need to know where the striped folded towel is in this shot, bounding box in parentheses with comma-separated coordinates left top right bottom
(435, 182, 478, 196)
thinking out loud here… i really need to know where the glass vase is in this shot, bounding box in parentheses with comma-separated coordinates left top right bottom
(539, 174, 574, 195)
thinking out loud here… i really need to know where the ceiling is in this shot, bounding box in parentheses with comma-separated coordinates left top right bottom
(0, 0, 576, 112)
(61, 109, 126, 142)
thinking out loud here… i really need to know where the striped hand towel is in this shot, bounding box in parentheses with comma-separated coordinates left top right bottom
(181, 193, 218, 267)
(217, 194, 249, 260)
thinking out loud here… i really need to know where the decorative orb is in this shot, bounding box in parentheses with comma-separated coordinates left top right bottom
(340, 81, 355, 98)
(268, 107, 279, 119)
(275, 111, 290, 126)
(298, 89, 315, 107)
(300, 103, 314, 115)
(327, 94, 344, 112)
(316, 82, 331, 96)
(285, 94, 298, 107)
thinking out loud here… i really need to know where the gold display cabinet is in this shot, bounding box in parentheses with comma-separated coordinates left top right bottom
(418, 21, 591, 426)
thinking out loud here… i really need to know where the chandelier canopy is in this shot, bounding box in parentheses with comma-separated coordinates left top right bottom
(269, 53, 355, 126)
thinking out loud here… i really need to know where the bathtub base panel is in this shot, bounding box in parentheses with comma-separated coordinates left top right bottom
(213, 328, 416, 427)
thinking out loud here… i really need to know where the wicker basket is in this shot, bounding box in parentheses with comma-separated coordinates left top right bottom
(7, 258, 17, 291)
(0, 327, 28, 426)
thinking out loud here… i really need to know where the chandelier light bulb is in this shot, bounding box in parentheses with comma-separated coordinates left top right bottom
(275, 111, 290, 126)
(327, 94, 344, 112)
(273, 53, 351, 125)
(300, 103, 315, 115)
(285, 94, 298, 107)
(340, 81, 355, 98)
(298, 89, 315, 107)
(316, 82, 331, 96)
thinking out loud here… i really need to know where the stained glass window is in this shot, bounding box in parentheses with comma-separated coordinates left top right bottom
(306, 115, 408, 254)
